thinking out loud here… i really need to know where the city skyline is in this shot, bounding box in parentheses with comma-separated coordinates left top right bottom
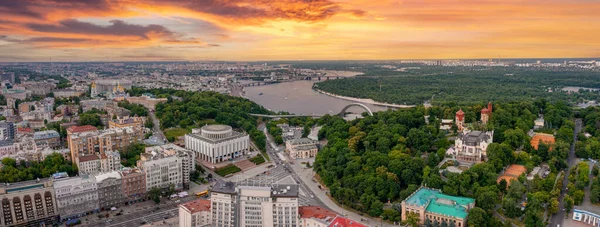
(0, 0, 599, 61)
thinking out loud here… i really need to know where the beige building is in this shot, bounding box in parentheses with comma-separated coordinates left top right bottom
(138, 144, 195, 190)
(210, 181, 236, 227)
(108, 115, 145, 130)
(401, 187, 475, 227)
(0, 179, 58, 226)
(67, 125, 143, 164)
(285, 138, 318, 159)
(179, 199, 211, 227)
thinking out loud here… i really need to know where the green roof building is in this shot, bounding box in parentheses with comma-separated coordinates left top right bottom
(401, 186, 475, 227)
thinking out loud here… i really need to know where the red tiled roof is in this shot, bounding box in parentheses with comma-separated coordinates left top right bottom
(18, 127, 33, 133)
(180, 199, 211, 214)
(299, 206, 337, 219)
(78, 155, 99, 162)
(329, 216, 366, 227)
(67, 125, 98, 133)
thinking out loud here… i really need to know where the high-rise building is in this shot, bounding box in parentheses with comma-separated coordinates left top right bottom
(0, 178, 58, 226)
(185, 124, 249, 164)
(138, 144, 195, 191)
(53, 175, 99, 221)
(209, 180, 299, 227)
(67, 125, 143, 164)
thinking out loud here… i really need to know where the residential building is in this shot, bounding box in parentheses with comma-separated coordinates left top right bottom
(52, 89, 85, 98)
(53, 175, 99, 220)
(401, 187, 475, 227)
(80, 99, 115, 112)
(138, 144, 195, 190)
(0, 178, 58, 226)
(0, 140, 16, 158)
(298, 206, 337, 227)
(95, 171, 124, 210)
(454, 130, 493, 163)
(33, 130, 61, 149)
(455, 109, 465, 131)
(179, 199, 211, 227)
(185, 124, 249, 164)
(23, 82, 56, 96)
(76, 150, 121, 175)
(0, 121, 16, 140)
(67, 125, 143, 164)
(210, 181, 237, 227)
(108, 115, 145, 130)
(480, 102, 492, 124)
(239, 184, 299, 227)
(119, 168, 146, 204)
(285, 138, 318, 159)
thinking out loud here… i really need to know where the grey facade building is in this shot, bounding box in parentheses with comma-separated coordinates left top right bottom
(0, 121, 16, 141)
(95, 171, 124, 210)
(53, 175, 99, 220)
(0, 179, 58, 226)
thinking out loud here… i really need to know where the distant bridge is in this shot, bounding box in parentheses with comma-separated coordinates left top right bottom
(249, 103, 374, 118)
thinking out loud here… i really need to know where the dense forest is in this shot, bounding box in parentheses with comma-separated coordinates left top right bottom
(316, 66, 600, 105)
(314, 100, 574, 226)
(132, 88, 271, 152)
(0, 153, 78, 183)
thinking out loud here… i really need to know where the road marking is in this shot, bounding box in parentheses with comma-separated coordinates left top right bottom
(107, 208, 177, 227)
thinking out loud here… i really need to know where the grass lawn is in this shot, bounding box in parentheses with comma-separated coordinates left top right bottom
(164, 128, 191, 141)
(249, 155, 266, 165)
(215, 164, 242, 177)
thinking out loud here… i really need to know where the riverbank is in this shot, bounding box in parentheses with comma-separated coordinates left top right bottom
(313, 87, 415, 109)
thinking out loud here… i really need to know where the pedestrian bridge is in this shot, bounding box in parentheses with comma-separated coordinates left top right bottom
(249, 103, 374, 118)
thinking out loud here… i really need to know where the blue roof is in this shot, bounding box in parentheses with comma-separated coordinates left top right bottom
(404, 187, 475, 219)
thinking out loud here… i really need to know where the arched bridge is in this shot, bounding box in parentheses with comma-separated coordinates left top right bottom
(249, 103, 374, 118)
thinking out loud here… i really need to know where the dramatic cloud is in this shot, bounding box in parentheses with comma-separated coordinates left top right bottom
(27, 19, 174, 40)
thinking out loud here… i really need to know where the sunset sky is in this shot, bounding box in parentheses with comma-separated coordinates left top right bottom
(0, 0, 598, 61)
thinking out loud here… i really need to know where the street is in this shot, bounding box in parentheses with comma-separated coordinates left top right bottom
(148, 110, 166, 143)
(549, 118, 582, 227)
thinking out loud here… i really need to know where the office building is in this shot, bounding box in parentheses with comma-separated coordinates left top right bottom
(53, 175, 99, 220)
(185, 124, 249, 164)
(95, 171, 124, 210)
(179, 199, 211, 227)
(0, 179, 58, 226)
(138, 144, 195, 191)
(401, 187, 475, 227)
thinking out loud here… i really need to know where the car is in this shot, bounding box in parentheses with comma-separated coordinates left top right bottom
(140, 221, 147, 225)
(106, 219, 113, 223)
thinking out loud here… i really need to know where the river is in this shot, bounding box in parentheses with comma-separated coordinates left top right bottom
(244, 80, 388, 115)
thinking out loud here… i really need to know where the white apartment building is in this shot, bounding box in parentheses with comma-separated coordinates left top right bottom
(185, 125, 249, 164)
(77, 150, 121, 175)
(211, 181, 237, 227)
(138, 144, 195, 190)
(53, 175, 99, 220)
(179, 199, 211, 227)
(209, 180, 299, 227)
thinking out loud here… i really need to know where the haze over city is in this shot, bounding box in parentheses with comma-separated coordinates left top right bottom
(1, 0, 599, 61)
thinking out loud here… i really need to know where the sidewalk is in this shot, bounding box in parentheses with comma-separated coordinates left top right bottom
(290, 161, 399, 227)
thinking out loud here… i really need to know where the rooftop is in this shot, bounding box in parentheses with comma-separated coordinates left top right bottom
(202, 124, 231, 132)
(78, 154, 99, 162)
(404, 187, 475, 219)
(211, 180, 236, 194)
(0, 178, 53, 194)
(271, 184, 299, 197)
(299, 206, 337, 219)
(67, 125, 98, 133)
(180, 199, 211, 214)
(288, 138, 317, 146)
(94, 171, 122, 183)
(34, 130, 60, 140)
(329, 216, 366, 227)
